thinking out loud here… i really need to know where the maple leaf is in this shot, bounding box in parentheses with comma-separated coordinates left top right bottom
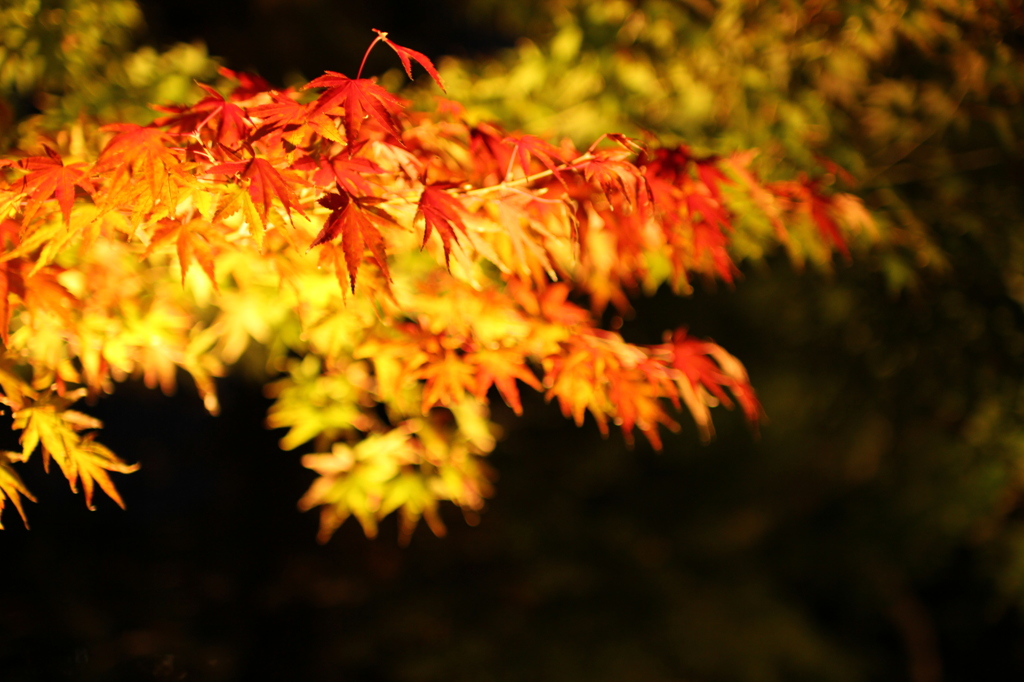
(581, 149, 650, 212)
(13, 390, 94, 468)
(299, 427, 420, 541)
(692, 220, 740, 283)
(694, 156, 732, 205)
(417, 350, 477, 412)
(539, 330, 682, 449)
(21, 264, 78, 326)
(71, 435, 140, 511)
(372, 29, 447, 92)
(311, 191, 395, 292)
(804, 179, 851, 259)
(299, 153, 386, 195)
(144, 218, 219, 288)
(95, 124, 187, 221)
(6, 389, 135, 509)
(469, 122, 513, 183)
(504, 133, 571, 180)
(15, 396, 137, 511)
(650, 329, 763, 440)
(541, 338, 611, 432)
(208, 155, 303, 247)
(605, 360, 679, 449)
(0, 450, 35, 529)
(685, 183, 732, 234)
(302, 71, 406, 143)
(0, 253, 25, 347)
(152, 82, 253, 147)
(764, 175, 852, 259)
(538, 283, 592, 327)
(218, 66, 273, 101)
(417, 185, 469, 268)
(466, 347, 542, 415)
(249, 91, 345, 145)
(15, 146, 95, 225)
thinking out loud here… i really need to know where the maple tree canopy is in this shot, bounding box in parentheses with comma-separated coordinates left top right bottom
(0, 31, 875, 542)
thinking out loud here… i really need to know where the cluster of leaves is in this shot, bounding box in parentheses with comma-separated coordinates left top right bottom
(0, 29, 871, 540)
(422, 0, 1024, 671)
(432, 0, 1024, 285)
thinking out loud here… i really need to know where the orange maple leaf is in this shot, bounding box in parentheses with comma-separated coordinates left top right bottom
(144, 218, 219, 288)
(311, 191, 394, 292)
(605, 360, 679, 449)
(418, 349, 477, 412)
(16, 146, 94, 225)
(0, 250, 25, 347)
(466, 347, 542, 415)
(96, 124, 178, 175)
(95, 124, 186, 219)
(417, 185, 468, 268)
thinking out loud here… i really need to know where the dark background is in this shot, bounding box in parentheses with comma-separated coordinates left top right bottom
(135, 0, 526, 85)
(2, 1, 1024, 680)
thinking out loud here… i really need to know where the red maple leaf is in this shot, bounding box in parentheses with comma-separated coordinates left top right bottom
(417, 185, 468, 268)
(685, 188, 732, 234)
(298, 153, 386, 195)
(302, 72, 406, 143)
(207, 156, 303, 223)
(664, 329, 734, 407)
(694, 156, 732, 204)
(503, 133, 571, 180)
(653, 329, 763, 434)
(804, 179, 850, 259)
(249, 91, 346, 145)
(218, 66, 273, 101)
(152, 82, 253, 148)
(581, 149, 649, 212)
(311, 191, 394, 292)
(692, 221, 739, 283)
(765, 176, 851, 259)
(468, 122, 513, 183)
(16, 147, 94, 225)
(371, 29, 446, 92)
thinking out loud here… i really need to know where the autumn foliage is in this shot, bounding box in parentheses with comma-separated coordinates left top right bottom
(0, 31, 873, 541)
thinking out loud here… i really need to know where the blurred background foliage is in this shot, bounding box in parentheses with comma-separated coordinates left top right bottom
(0, 0, 218, 144)
(2, 0, 1024, 680)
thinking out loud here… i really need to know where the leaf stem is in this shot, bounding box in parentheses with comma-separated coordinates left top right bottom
(374, 153, 595, 208)
(357, 33, 387, 80)
(460, 153, 595, 197)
